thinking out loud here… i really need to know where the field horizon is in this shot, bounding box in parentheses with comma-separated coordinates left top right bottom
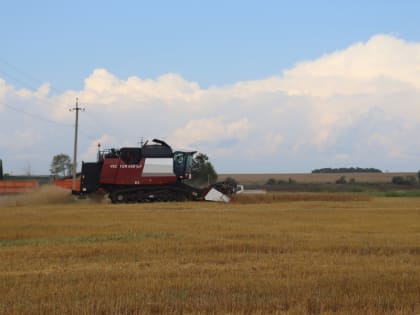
(220, 172, 417, 184)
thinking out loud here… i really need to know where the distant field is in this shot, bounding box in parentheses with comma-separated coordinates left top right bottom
(220, 172, 416, 184)
(1, 190, 420, 314)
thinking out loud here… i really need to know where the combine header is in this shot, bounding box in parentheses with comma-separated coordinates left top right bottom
(73, 139, 234, 203)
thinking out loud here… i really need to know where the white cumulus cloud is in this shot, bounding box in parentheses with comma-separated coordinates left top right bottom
(1, 34, 420, 174)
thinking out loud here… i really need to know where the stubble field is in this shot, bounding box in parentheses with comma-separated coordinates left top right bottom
(1, 188, 420, 314)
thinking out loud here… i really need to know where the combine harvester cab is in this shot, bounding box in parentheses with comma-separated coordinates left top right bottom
(74, 139, 233, 203)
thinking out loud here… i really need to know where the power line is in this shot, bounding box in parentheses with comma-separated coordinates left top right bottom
(1, 102, 73, 127)
(0, 68, 40, 92)
(0, 58, 65, 95)
(83, 107, 115, 136)
(0, 58, 113, 142)
(1, 102, 99, 141)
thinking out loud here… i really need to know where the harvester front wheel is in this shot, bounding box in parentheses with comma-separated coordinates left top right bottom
(111, 192, 126, 204)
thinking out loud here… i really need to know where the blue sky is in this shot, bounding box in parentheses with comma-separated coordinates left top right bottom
(1, 1, 420, 174)
(2, 1, 419, 89)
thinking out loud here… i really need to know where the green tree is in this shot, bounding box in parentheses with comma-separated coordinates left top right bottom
(266, 178, 276, 185)
(392, 175, 417, 185)
(50, 154, 72, 177)
(336, 176, 347, 184)
(224, 177, 238, 187)
(190, 153, 218, 186)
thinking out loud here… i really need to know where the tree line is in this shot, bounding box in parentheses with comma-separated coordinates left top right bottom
(312, 167, 382, 174)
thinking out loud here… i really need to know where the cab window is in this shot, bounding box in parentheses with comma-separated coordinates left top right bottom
(120, 148, 141, 164)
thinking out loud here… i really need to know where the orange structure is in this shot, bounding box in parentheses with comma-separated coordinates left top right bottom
(52, 178, 80, 191)
(0, 180, 39, 195)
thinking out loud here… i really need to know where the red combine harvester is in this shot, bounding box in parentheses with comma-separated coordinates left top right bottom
(73, 139, 234, 203)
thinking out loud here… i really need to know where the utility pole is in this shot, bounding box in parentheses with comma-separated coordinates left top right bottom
(70, 98, 84, 191)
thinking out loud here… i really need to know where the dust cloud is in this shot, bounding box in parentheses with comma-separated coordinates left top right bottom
(0, 185, 75, 207)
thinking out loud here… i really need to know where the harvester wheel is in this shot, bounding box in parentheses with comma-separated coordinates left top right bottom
(158, 190, 173, 202)
(174, 192, 187, 201)
(111, 192, 126, 204)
